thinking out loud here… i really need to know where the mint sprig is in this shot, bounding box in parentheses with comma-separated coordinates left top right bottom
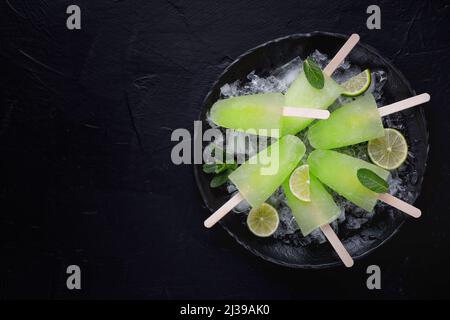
(210, 169, 233, 188)
(202, 162, 238, 188)
(303, 58, 324, 89)
(357, 168, 389, 193)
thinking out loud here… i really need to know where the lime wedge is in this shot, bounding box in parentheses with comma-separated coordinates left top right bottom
(368, 128, 408, 170)
(341, 69, 371, 97)
(247, 203, 279, 237)
(289, 165, 311, 202)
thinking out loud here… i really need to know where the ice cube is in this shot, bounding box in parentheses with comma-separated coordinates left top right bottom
(232, 196, 250, 213)
(271, 56, 303, 91)
(310, 50, 330, 69)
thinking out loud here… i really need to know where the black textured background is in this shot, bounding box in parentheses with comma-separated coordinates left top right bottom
(0, 0, 449, 299)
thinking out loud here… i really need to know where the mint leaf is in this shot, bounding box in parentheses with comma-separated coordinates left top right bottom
(214, 163, 227, 174)
(202, 163, 217, 173)
(210, 170, 232, 188)
(357, 168, 389, 193)
(303, 58, 324, 89)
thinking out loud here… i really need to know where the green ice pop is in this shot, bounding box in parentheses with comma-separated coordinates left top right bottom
(283, 174, 341, 236)
(283, 71, 343, 135)
(308, 94, 384, 149)
(210, 93, 284, 137)
(229, 135, 305, 208)
(308, 150, 389, 212)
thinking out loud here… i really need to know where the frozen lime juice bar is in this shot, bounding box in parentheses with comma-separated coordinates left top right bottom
(210, 93, 284, 137)
(229, 135, 305, 208)
(308, 94, 384, 149)
(308, 150, 389, 212)
(283, 71, 343, 135)
(283, 174, 340, 236)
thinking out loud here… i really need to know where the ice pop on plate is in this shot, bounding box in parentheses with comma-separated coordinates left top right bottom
(308, 150, 421, 217)
(283, 173, 353, 267)
(210, 93, 285, 137)
(283, 175, 340, 236)
(308, 94, 384, 149)
(210, 93, 330, 137)
(204, 135, 305, 227)
(281, 33, 361, 135)
(282, 71, 344, 135)
(308, 93, 431, 149)
(308, 149, 389, 212)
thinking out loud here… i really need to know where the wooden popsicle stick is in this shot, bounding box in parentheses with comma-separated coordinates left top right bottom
(204, 193, 244, 228)
(323, 34, 360, 76)
(320, 224, 354, 268)
(282, 107, 330, 119)
(378, 93, 430, 117)
(378, 193, 421, 218)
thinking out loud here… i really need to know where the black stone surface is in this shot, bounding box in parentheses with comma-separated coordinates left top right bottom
(0, 0, 449, 299)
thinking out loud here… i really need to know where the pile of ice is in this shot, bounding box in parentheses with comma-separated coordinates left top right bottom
(206, 51, 414, 246)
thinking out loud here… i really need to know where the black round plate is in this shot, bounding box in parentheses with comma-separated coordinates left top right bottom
(194, 32, 428, 269)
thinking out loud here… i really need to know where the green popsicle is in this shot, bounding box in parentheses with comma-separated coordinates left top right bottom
(283, 174, 341, 236)
(308, 150, 389, 212)
(308, 94, 384, 149)
(229, 135, 305, 208)
(210, 93, 284, 137)
(283, 71, 343, 135)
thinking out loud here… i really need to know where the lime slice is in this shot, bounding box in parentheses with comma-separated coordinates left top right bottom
(247, 203, 279, 237)
(368, 128, 408, 170)
(341, 69, 371, 97)
(289, 165, 311, 202)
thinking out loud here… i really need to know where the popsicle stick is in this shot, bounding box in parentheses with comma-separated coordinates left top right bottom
(320, 224, 354, 268)
(378, 193, 421, 218)
(204, 193, 244, 228)
(378, 93, 430, 117)
(323, 34, 360, 76)
(282, 107, 330, 119)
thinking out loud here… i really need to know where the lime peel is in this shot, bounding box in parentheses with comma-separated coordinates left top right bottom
(289, 165, 311, 202)
(341, 69, 371, 97)
(246, 203, 279, 237)
(368, 128, 408, 170)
